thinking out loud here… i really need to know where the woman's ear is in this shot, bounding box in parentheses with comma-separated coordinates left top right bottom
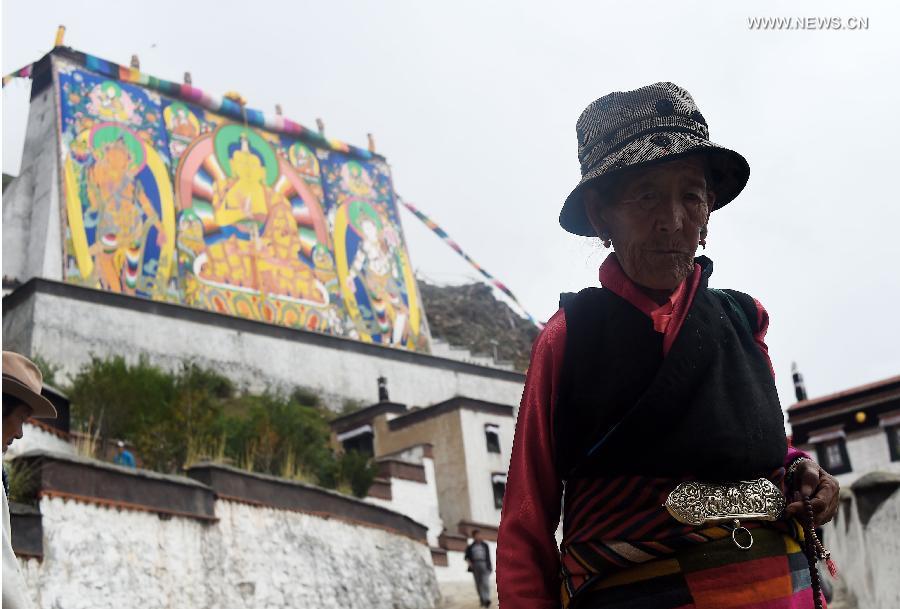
(583, 188, 608, 239)
(706, 189, 717, 217)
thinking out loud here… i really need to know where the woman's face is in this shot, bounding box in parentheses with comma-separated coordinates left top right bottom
(587, 156, 714, 291)
(2, 399, 32, 453)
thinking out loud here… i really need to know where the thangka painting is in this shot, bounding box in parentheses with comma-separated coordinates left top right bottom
(56, 61, 429, 351)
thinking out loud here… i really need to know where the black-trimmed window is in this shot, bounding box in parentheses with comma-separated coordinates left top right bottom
(485, 424, 501, 454)
(491, 473, 507, 509)
(342, 433, 374, 456)
(339, 426, 375, 457)
(815, 438, 851, 475)
(887, 425, 900, 462)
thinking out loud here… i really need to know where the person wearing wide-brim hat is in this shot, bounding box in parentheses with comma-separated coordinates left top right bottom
(3, 350, 57, 609)
(497, 83, 839, 609)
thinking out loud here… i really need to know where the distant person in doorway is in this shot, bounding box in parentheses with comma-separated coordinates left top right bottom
(114, 440, 136, 468)
(465, 529, 493, 607)
(3, 351, 57, 609)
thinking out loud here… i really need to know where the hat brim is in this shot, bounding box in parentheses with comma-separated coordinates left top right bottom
(3, 375, 57, 419)
(560, 131, 750, 237)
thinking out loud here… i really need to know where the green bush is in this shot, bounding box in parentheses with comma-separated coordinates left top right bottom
(3, 459, 39, 505)
(60, 356, 374, 496)
(338, 450, 378, 498)
(69, 355, 180, 471)
(31, 353, 62, 387)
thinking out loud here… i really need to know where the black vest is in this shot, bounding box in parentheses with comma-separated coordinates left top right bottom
(555, 257, 787, 482)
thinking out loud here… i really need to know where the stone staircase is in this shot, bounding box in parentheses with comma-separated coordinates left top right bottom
(429, 338, 515, 371)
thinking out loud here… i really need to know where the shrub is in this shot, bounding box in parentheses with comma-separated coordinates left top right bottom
(339, 450, 378, 498)
(4, 459, 39, 505)
(55, 356, 375, 495)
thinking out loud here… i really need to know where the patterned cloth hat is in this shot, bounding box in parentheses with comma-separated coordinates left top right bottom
(560, 82, 750, 237)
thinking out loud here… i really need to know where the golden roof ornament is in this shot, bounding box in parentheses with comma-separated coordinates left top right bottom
(223, 91, 247, 107)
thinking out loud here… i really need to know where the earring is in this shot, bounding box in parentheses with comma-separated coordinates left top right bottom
(603, 238, 612, 249)
(699, 238, 706, 250)
(699, 226, 708, 250)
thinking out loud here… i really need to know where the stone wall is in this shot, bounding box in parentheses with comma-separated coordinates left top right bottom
(365, 446, 445, 547)
(458, 409, 513, 526)
(841, 430, 900, 485)
(2, 281, 525, 411)
(4, 422, 75, 459)
(2, 86, 63, 285)
(825, 472, 900, 609)
(10, 450, 440, 609)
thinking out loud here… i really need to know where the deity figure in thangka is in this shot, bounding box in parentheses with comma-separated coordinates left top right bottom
(85, 129, 165, 294)
(163, 102, 201, 158)
(87, 81, 136, 123)
(199, 130, 324, 303)
(345, 202, 409, 345)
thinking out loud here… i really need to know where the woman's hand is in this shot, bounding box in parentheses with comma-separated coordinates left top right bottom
(785, 459, 840, 526)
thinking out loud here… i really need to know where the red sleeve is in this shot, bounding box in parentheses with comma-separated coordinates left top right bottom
(754, 298, 812, 466)
(752, 297, 775, 378)
(785, 444, 811, 465)
(497, 309, 566, 609)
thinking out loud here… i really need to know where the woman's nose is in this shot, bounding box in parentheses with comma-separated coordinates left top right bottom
(654, 195, 684, 232)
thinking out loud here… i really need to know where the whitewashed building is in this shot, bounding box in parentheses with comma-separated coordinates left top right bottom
(787, 374, 900, 485)
(330, 395, 516, 582)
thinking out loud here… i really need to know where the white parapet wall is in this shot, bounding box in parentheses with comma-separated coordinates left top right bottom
(825, 472, 900, 609)
(366, 456, 444, 547)
(18, 497, 438, 609)
(9, 451, 441, 609)
(2, 281, 525, 411)
(3, 422, 75, 459)
(434, 548, 474, 583)
(19, 496, 210, 609)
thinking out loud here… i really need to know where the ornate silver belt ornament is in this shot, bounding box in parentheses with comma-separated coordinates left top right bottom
(664, 478, 786, 550)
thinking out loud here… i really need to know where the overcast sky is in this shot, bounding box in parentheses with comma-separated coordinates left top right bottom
(3, 0, 899, 410)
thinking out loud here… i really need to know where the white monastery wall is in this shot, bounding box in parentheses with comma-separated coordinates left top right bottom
(3, 288, 525, 411)
(458, 409, 514, 526)
(826, 475, 900, 609)
(366, 457, 444, 547)
(3, 422, 75, 459)
(798, 428, 900, 487)
(18, 495, 439, 609)
(841, 430, 900, 484)
(2, 87, 62, 284)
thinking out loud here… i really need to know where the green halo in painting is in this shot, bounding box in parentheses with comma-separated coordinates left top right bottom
(90, 124, 146, 173)
(348, 200, 383, 234)
(345, 160, 364, 178)
(214, 124, 278, 186)
(100, 81, 122, 98)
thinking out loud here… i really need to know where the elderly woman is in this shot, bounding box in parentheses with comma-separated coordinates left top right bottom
(496, 83, 839, 609)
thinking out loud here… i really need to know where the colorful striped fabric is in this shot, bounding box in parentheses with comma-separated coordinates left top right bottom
(569, 527, 820, 609)
(1, 62, 33, 87)
(398, 196, 544, 329)
(2, 50, 373, 160)
(558, 473, 819, 608)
